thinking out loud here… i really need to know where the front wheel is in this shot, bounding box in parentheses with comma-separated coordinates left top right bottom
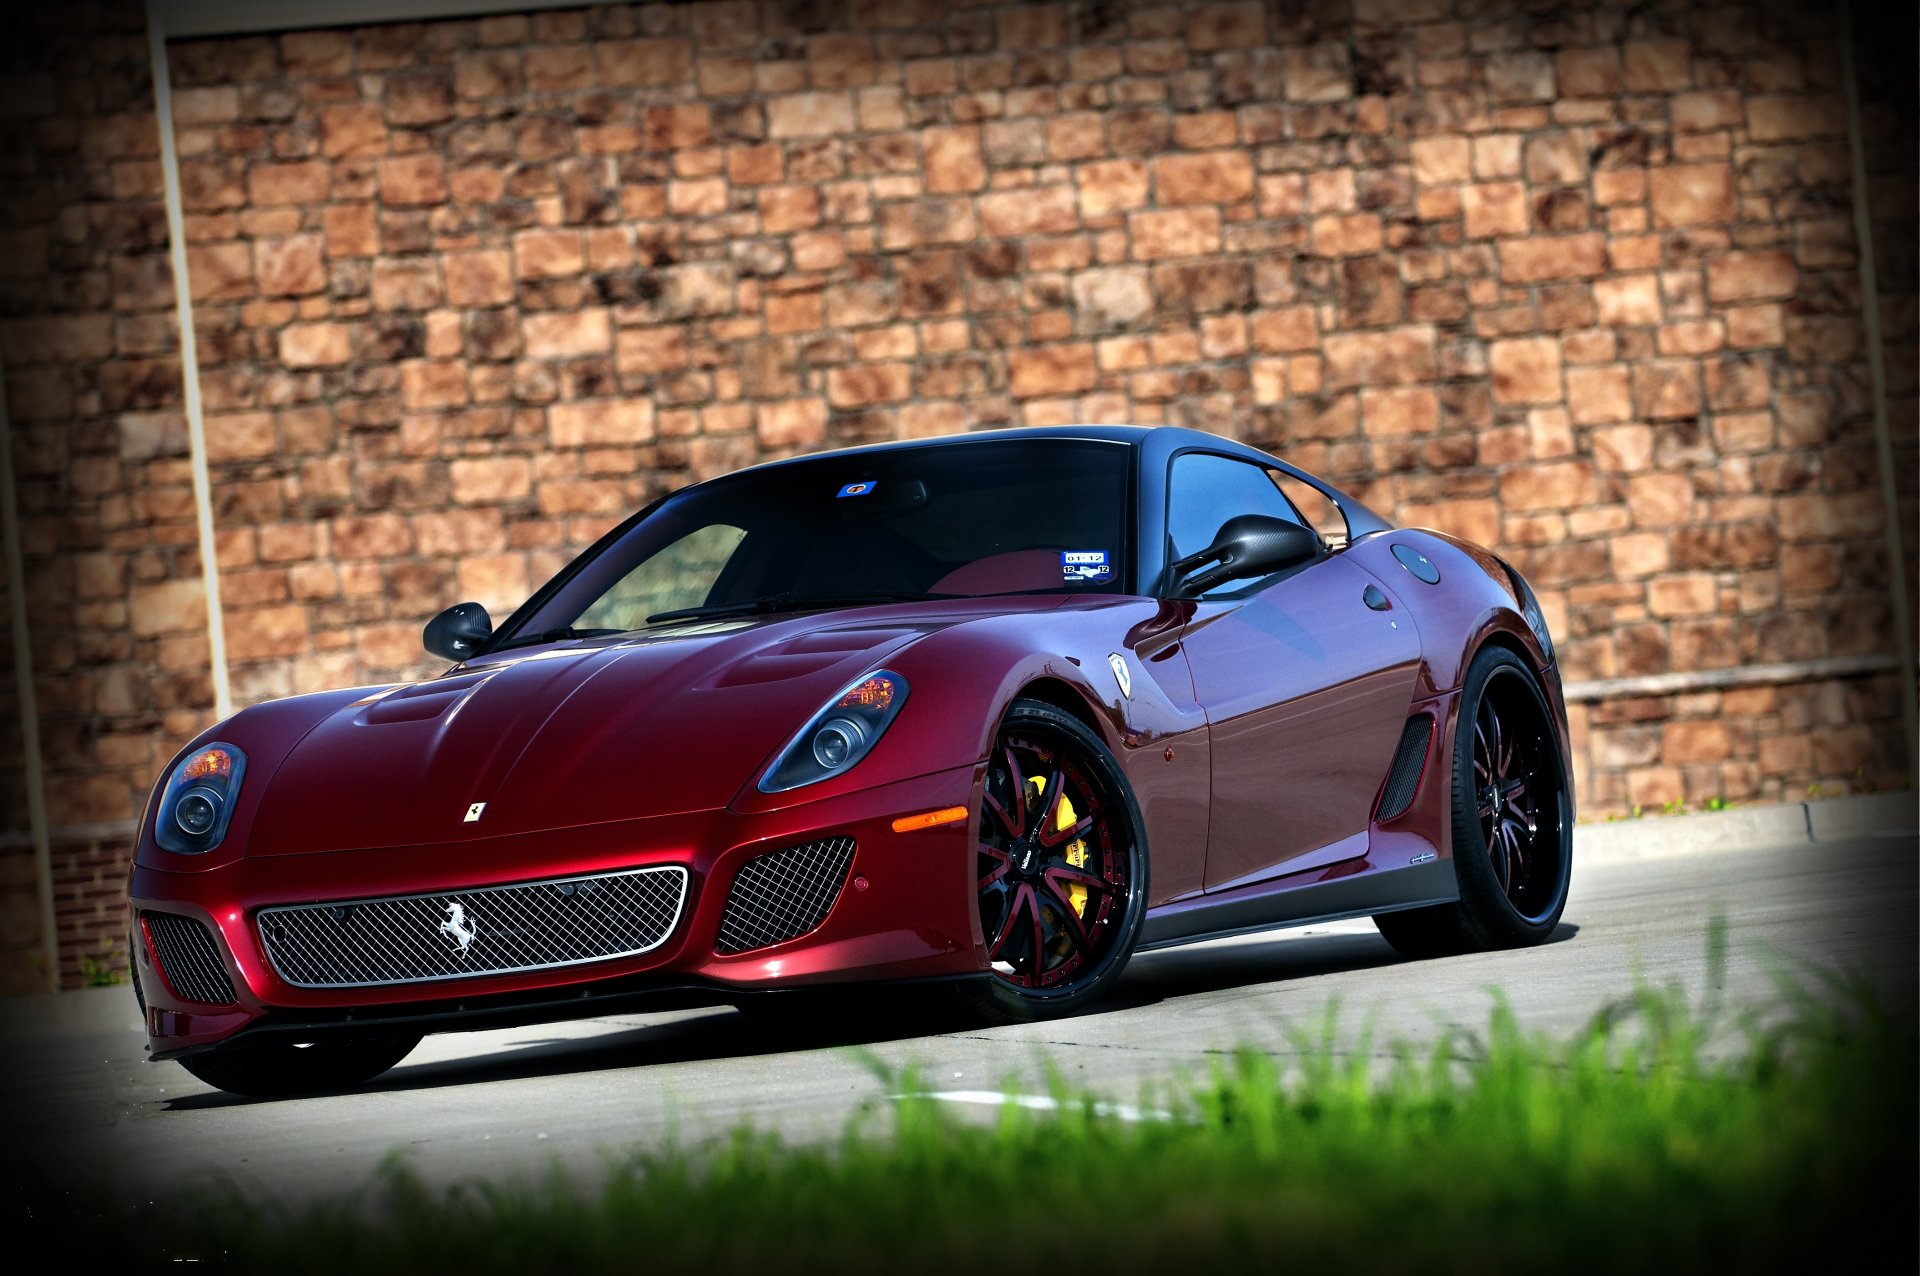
(178, 1033, 421, 1098)
(957, 699, 1149, 1023)
(1374, 646, 1572, 959)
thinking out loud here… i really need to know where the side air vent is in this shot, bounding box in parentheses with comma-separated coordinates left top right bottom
(1375, 716, 1434, 823)
(142, 911, 238, 1005)
(715, 836, 856, 956)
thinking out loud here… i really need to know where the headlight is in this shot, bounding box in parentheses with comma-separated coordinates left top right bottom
(1503, 562, 1554, 664)
(154, 743, 248, 854)
(759, 671, 908, 793)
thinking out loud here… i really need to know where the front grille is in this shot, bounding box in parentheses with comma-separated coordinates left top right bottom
(258, 866, 688, 989)
(1375, 715, 1435, 823)
(143, 911, 237, 1005)
(715, 837, 855, 955)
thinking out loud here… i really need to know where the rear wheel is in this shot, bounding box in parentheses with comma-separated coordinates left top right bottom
(178, 1033, 421, 1098)
(957, 700, 1148, 1023)
(1374, 646, 1571, 959)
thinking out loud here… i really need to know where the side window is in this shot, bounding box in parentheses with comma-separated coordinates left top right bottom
(574, 523, 747, 630)
(1269, 471, 1349, 549)
(1166, 453, 1309, 562)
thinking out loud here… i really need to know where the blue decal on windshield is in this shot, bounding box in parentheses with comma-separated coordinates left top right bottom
(837, 481, 876, 498)
(1062, 550, 1112, 583)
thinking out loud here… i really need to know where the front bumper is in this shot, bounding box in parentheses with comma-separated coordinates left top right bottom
(131, 764, 983, 1060)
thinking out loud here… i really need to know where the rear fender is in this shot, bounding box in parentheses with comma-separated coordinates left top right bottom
(1345, 530, 1549, 697)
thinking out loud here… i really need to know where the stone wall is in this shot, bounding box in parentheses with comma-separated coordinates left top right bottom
(0, 0, 206, 990)
(0, 0, 1912, 988)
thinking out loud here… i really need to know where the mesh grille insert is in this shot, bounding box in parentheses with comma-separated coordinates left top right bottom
(143, 911, 237, 1005)
(1375, 716, 1434, 823)
(258, 866, 688, 989)
(715, 837, 856, 955)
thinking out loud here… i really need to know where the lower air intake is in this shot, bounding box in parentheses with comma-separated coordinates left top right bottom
(1375, 716, 1434, 823)
(715, 836, 856, 955)
(143, 911, 238, 1005)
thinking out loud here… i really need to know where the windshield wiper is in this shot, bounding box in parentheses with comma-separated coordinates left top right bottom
(646, 591, 948, 625)
(492, 626, 625, 652)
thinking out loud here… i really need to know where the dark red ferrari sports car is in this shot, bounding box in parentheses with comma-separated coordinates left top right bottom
(129, 425, 1572, 1095)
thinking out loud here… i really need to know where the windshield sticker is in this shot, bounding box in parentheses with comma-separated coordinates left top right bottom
(836, 481, 877, 498)
(1062, 551, 1112, 584)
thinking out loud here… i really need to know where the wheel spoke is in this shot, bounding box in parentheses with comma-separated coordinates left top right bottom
(1043, 863, 1112, 896)
(1506, 822, 1528, 889)
(1488, 820, 1510, 890)
(982, 791, 1019, 840)
(976, 845, 1011, 890)
(986, 882, 1035, 962)
(1030, 766, 1065, 838)
(1027, 887, 1050, 976)
(1038, 876, 1092, 950)
(1001, 745, 1028, 830)
(1484, 702, 1504, 784)
(1036, 814, 1093, 849)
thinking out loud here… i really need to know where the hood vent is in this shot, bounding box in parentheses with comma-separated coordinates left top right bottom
(358, 670, 499, 725)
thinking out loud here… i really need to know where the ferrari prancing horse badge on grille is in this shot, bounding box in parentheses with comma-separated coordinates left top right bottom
(439, 901, 477, 956)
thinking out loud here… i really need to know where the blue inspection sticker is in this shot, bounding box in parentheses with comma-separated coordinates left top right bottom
(1061, 550, 1112, 583)
(836, 481, 877, 498)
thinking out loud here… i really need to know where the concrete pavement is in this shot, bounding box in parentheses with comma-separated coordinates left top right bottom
(5, 828, 1913, 1207)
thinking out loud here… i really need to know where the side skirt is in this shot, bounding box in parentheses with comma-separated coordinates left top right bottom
(1136, 858, 1457, 953)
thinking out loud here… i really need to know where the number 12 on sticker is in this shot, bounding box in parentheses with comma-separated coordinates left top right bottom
(1061, 551, 1111, 583)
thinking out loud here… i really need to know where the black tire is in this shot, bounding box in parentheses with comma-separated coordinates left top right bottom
(957, 699, 1149, 1023)
(1374, 646, 1572, 959)
(178, 1033, 421, 1098)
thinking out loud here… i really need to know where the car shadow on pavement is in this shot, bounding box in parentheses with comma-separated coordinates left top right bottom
(161, 921, 1578, 1109)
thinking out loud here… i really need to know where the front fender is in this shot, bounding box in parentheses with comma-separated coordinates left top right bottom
(724, 597, 1214, 902)
(726, 618, 1120, 817)
(134, 685, 399, 874)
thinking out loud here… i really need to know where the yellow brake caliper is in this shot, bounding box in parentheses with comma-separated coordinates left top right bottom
(1027, 775, 1089, 917)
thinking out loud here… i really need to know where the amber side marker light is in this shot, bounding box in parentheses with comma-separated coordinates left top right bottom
(891, 806, 968, 833)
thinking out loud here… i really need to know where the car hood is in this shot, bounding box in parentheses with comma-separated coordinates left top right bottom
(241, 600, 1050, 856)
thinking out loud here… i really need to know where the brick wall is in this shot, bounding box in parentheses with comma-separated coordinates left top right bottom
(0, 0, 1913, 988)
(0, 0, 206, 989)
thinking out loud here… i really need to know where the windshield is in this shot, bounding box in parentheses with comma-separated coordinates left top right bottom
(498, 438, 1133, 641)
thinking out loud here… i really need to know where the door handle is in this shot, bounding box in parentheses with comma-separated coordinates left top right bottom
(1363, 584, 1391, 611)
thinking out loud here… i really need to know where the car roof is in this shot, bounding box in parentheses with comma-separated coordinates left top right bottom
(729, 423, 1286, 476)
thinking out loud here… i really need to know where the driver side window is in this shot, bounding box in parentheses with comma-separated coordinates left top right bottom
(1166, 453, 1309, 563)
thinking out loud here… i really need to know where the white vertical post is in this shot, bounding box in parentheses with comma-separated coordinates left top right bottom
(0, 369, 58, 990)
(147, 2, 233, 721)
(1838, 1, 1917, 787)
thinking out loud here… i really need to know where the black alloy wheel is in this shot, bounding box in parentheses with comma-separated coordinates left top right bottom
(1374, 646, 1572, 958)
(959, 699, 1148, 1022)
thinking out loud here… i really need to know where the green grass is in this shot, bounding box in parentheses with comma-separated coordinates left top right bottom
(22, 946, 1917, 1274)
(77, 947, 127, 988)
